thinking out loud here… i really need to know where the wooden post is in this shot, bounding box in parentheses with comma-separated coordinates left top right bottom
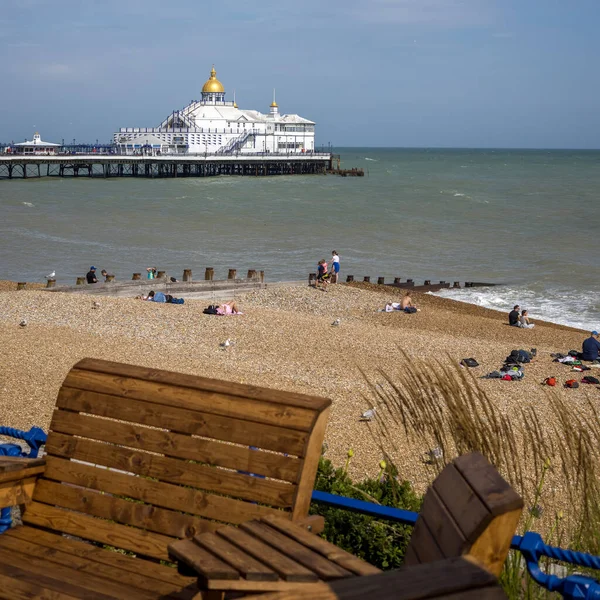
(393, 277, 402, 285)
(439, 281, 446, 285)
(183, 269, 192, 282)
(247, 269, 257, 279)
(259, 270, 265, 283)
(228, 269, 237, 280)
(308, 273, 316, 286)
(76, 277, 86, 285)
(157, 271, 166, 279)
(16, 282, 26, 290)
(205, 267, 214, 281)
(346, 275, 354, 282)
(46, 279, 56, 288)
(406, 279, 414, 286)
(453, 281, 461, 288)
(424, 280, 431, 286)
(132, 273, 141, 280)
(363, 276, 370, 283)
(377, 277, 385, 285)
(106, 274, 115, 282)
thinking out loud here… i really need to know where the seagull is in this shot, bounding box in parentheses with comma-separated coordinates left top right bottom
(19, 319, 27, 327)
(45, 271, 55, 279)
(92, 301, 100, 309)
(425, 447, 443, 463)
(220, 339, 231, 349)
(331, 318, 341, 326)
(360, 407, 376, 421)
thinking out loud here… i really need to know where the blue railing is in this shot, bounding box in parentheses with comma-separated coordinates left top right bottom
(1, 427, 599, 598)
(311, 490, 600, 599)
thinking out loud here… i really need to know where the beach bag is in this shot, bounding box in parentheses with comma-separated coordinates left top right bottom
(543, 377, 556, 387)
(501, 374, 512, 381)
(461, 358, 479, 368)
(568, 350, 580, 357)
(564, 379, 579, 389)
(582, 376, 600, 384)
(203, 304, 219, 315)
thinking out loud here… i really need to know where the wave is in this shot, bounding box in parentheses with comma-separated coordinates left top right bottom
(364, 157, 377, 161)
(22, 202, 34, 207)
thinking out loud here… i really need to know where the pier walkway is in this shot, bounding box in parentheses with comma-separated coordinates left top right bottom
(0, 152, 334, 179)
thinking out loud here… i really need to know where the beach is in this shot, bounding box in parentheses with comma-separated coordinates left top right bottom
(0, 280, 596, 522)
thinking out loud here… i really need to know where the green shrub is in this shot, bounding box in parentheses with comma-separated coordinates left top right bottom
(310, 456, 422, 570)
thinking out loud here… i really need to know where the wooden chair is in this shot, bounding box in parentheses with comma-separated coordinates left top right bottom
(0, 358, 332, 599)
(404, 452, 523, 577)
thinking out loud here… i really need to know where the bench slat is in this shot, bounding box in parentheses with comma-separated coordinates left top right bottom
(0, 566, 91, 600)
(169, 539, 241, 582)
(45, 432, 296, 508)
(22, 502, 173, 561)
(57, 387, 309, 457)
(50, 408, 301, 482)
(64, 368, 317, 432)
(44, 456, 284, 527)
(404, 518, 445, 565)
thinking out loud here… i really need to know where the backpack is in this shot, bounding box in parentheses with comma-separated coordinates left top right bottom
(564, 379, 579, 389)
(568, 350, 580, 357)
(543, 377, 556, 387)
(582, 376, 600, 385)
(461, 358, 479, 368)
(203, 304, 219, 315)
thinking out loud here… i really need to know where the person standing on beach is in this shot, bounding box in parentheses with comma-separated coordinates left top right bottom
(316, 259, 330, 291)
(331, 251, 340, 283)
(509, 305, 520, 326)
(86, 266, 98, 284)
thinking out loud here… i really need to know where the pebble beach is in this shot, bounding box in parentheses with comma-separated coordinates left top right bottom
(0, 279, 596, 513)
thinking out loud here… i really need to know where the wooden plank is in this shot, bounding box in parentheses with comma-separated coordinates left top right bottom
(4, 527, 191, 588)
(432, 464, 491, 545)
(0, 458, 45, 483)
(291, 406, 330, 519)
(33, 479, 213, 540)
(0, 567, 90, 600)
(74, 358, 331, 412)
(168, 539, 241, 582)
(218, 526, 319, 582)
(43, 456, 283, 527)
(453, 453, 523, 516)
(261, 516, 380, 576)
(0, 547, 157, 600)
(63, 367, 317, 431)
(56, 387, 308, 456)
(194, 532, 278, 581)
(420, 487, 467, 558)
(22, 502, 173, 561)
(0, 533, 179, 596)
(0, 476, 37, 507)
(240, 521, 352, 581)
(404, 518, 445, 565)
(45, 433, 296, 508)
(50, 408, 301, 482)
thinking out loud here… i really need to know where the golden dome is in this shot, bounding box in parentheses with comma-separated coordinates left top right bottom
(270, 101, 278, 108)
(202, 66, 225, 93)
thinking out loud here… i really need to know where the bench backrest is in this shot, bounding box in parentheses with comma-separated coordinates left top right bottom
(403, 452, 523, 577)
(23, 358, 331, 564)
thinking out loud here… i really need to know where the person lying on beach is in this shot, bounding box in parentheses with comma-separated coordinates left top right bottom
(143, 290, 184, 304)
(316, 259, 330, 291)
(216, 301, 240, 315)
(519, 309, 535, 329)
(400, 292, 418, 313)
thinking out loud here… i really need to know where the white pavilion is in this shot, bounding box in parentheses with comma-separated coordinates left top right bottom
(10, 133, 62, 155)
(114, 67, 316, 155)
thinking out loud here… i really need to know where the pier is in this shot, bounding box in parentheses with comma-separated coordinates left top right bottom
(0, 153, 338, 179)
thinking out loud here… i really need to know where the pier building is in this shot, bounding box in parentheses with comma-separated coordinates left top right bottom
(114, 67, 315, 155)
(6, 133, 61, 155)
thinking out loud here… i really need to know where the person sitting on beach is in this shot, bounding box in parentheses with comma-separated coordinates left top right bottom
(509, 305, 520, 326)
(581, 331, 600, 361)
(400, 292, 418, 313)
(519, 309, 535, 329)
(316, 259, 330, 291)
(331, 251, 340, 283)
(86, 266, 98, 284)
(216, 301, 240, 315)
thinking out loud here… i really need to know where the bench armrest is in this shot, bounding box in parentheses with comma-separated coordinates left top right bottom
(0, 457, 46, 507)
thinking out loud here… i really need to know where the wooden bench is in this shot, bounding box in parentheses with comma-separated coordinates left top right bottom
(0, 358, 332, 599)
(404, 452, 523, 577)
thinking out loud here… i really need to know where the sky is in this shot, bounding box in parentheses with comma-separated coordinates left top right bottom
(0, 0, 598, 148)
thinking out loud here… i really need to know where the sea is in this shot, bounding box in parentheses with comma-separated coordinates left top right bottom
(0, 148, 598, 331)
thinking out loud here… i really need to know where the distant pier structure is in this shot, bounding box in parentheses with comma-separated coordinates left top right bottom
(0, 153, 336, 179)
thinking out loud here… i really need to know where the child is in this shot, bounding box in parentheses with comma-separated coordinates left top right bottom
(316, 259, 330, 291)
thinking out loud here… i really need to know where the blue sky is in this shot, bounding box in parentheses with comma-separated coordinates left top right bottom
(1, 0, 598, 148)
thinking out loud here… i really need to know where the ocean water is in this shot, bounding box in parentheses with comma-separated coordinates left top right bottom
(0, 148, 599, 330)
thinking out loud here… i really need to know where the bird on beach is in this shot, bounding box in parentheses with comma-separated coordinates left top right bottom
(331, 318, 341, 326)
(360, 407, 376, 421)
(220, 339, 231, 349)
(19, 319, 27, 327)
(425, 447, 443, 464)
(91, 301, 100, 309)
(45, 271, 55, 279)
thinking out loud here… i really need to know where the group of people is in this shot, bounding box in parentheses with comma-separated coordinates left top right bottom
(86, 266, 111, 284)
(385, 292, 419, 313)
(508, 304, 535, 329)
(315, 251, 340, 291)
